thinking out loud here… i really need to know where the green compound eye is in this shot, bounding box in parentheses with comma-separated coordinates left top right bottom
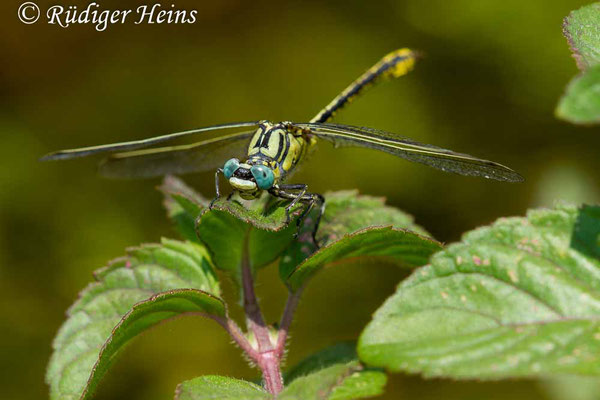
(251, 165, 275, 190)
(223, 158, 240, 179)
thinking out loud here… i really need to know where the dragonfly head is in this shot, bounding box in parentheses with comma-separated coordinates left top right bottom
(223, 158, 275, 199)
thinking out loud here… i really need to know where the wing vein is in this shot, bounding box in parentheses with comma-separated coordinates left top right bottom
(295, 122, 523, 182)
(40, 121, 259, 161)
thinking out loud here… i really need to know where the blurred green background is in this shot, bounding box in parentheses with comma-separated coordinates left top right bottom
(2, 0, 600, 399)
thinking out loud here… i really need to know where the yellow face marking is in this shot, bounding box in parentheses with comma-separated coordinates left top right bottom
(229, 177, 257, 191)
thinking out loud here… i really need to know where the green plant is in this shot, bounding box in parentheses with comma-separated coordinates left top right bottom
(45, 174, 600, 399)
(557, 2, 600, 124)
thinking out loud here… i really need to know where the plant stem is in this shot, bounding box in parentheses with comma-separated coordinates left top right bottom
(213, 316, 259, 360)
(276, 288, 303, 357)
(241, 255, 273, 351)
(241, 236, 283, 395)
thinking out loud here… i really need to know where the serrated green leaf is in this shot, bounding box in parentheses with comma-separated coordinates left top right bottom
(161, 175, 306, 282)
(359, 203, 600, 378)
(278, 360, 386, 400)
(160, 175, 209, 243)
(175, 376, 271, 400)
(328, 371, 387, 400)
(196, 195, 304, 282)
(283, 227, 441, 292)
(46, 239, 223, 400)
(284, 342, 357, 383)
(280, 191, 438, 290)
(563, 2, 600, 70)
(317, 191, 430, 244)
(283, 343, 387, 400)
(556, 65, 600, 124)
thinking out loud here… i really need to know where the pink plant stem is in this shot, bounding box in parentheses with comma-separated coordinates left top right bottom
(242, 258, 272, 351)
(241, 239, 283, 395)
(276, 288, 303, 357)
(213, 316, 259, 361)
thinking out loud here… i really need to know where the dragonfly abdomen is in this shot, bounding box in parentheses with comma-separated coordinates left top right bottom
(310, 49, 417, 124)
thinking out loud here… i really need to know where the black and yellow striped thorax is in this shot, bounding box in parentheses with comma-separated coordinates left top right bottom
(246, 121, 315, 182)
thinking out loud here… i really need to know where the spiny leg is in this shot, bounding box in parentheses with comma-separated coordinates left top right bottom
(306, 193, 325, 244)
(282, 184, 308, 225)
(287, 191, 325, 245)
(209, 168, 223, 209)
(270, 184, 307, 226)
(269, 184, 326, 245)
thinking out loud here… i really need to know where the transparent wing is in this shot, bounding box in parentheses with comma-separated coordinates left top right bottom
(40, 121, 259, 161)
(98, 130, 254, 178)
(295, 122, 523, 182)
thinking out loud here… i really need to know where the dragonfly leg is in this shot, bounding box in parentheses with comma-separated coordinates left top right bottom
(307, 193, 326, 245)
(270, 184, 307, 225)
(209, 168, 223, 209)
(294, 192, 325, 245)
(269, 184, 325, 244)
(285, 184, 308, 226)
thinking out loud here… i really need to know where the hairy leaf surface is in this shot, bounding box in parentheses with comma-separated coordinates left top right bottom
(175, 376, 270, 400)
(556, 65, 600, 124)
(284, 342, 358, 383)
(563, 3, 600, 70)
(279, 361, 386, 400)
(160, 175, 208, 242)
(359, 204, 600, 378)
(162, 176, 304, 281)
(280, 191, 440, 291)
(46, 239, 222, 400)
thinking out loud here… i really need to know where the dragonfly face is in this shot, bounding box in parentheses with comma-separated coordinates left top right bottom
(223, 157, 276, 199)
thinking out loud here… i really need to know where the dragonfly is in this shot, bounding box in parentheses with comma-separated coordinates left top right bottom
(42, 48, 523, 242)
